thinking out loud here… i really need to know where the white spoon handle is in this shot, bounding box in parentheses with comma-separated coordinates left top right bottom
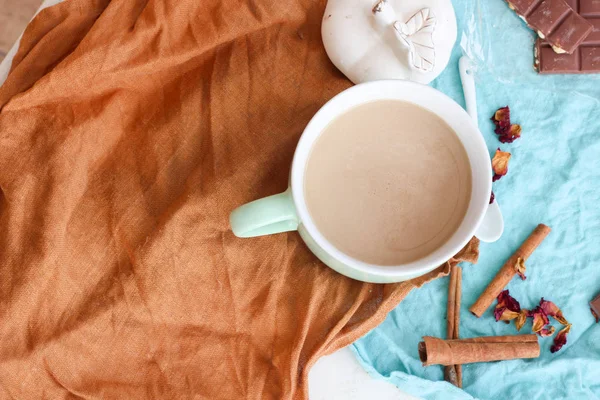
(459, 56, 478, 125)
(459, 56, 504, 243)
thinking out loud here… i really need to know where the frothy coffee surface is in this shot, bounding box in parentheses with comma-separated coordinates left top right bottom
(304, 100, 471, 266)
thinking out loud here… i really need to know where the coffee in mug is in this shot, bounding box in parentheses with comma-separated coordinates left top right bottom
(303, 100, 471, 265)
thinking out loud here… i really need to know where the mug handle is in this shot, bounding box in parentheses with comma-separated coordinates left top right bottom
(230, 188, 299, 238)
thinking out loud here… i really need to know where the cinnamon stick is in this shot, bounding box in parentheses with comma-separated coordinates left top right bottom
(455, 271, 463, 388)
(446, 265, 460, 339)
(419, 335, 539, 366)
(444, 366, 458, 387)
(470, 224, 551, 318)
(444, 265, 462, 387)
(456, 360, 463, 389)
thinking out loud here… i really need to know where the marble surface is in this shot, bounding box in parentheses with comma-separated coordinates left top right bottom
(309, 347, 416, 400)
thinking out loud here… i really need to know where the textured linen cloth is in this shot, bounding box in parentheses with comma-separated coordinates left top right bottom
(0, 1, 479, 398)
(353, 1, 600, 399)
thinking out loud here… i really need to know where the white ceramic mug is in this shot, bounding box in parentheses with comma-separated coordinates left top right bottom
(230, 80, 493, 283)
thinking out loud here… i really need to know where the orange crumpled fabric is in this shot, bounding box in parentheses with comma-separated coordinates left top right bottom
(0, 0, 479, 398)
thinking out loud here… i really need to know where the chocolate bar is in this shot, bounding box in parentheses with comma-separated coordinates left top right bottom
(535, 0, 600, 73)
(591, 293, 600, 323)
(508, 0, 593, 54)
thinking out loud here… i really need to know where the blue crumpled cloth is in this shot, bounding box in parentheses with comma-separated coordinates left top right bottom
(352, 1, 600, 399)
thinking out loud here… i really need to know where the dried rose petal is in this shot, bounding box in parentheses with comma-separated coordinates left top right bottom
(539, 298, 569, 325)
(529, 306, 550, 334)
(495, 290, 521, 321)
(592, 307, 599, 323)
(498, 134, 517, 144)
(491, 107, 521, 143)
(494, 308, 503, 321)
(495, 123, 510, 136)
(515, 257, 526, 280)
(489, 191, 495, 204)
(497, 124, 522, 143)
(539, 326, 556, 337)
(550, 324, 572, 353)
(497, 290, 521, 311)
(492, 149, 511, 181)
(515, 309, 528, 331)
(492, 106, 510, 127)
(508, 124, 521, 138)
(498, 309, 520, 321)
(492, 111, 510, 137)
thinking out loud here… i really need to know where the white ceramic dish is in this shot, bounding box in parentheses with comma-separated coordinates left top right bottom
(230, 80, 492, 283)
(321, 0, 457, 84)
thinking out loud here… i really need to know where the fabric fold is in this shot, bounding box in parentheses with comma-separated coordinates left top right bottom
(0, 1, 479, 398)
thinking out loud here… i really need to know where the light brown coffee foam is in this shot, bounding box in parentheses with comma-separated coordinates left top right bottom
(304, 100, 472, 266)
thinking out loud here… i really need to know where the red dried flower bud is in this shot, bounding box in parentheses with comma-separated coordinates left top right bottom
(495, 290, 521, 322)
(550, 324, 572, 353)
(492, 149, 511, 181)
